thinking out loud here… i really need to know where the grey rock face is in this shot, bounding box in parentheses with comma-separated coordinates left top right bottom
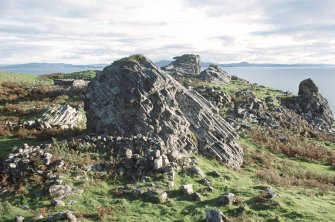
(284, 78, 334, 130)
(200, 64, 231, 83)
(161, 54, 201, 76)
(298, 78, 318, 95)
(85, 55, 243, 168)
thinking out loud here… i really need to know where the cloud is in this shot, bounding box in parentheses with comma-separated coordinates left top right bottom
(0, 0, 334, 64)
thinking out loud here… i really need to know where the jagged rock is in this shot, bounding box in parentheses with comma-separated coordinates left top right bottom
(85, 55, 243, 168)
(200, 64, 231, 83)
(284, 78, 334, 130)
(40, 105, 86, 129)
(298, 78, 319, 95)
(206, 209, 229, 222)
(161, 54, 201, 76)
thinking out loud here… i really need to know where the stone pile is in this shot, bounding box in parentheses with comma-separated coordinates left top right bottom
(75, 134, 191, 176)
(23, 105, 86, 130)
(200, 64, 231, 83)
(194, 86, 232, 108)
(85, 55, 243, 168)
(0, 143, 64, 188)
(161, 54, 201, 76)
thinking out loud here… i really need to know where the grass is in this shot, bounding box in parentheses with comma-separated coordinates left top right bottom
(1, 149, 334, 222)
(0, 137, 42, 158)
(1, 71, 335, 221)
(0, 72, 38, 84)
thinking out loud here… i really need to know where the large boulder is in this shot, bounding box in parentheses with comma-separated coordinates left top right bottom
(85, 55, 243, 168)
(284, 78, 334, 131)
(161, 54, 201, 76)
(200, 64, 230, 83)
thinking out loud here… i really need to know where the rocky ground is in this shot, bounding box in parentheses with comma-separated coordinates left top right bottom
(0, 55, 334, 222)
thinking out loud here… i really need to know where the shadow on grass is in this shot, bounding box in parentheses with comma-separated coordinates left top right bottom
(0, 137, 43, 159)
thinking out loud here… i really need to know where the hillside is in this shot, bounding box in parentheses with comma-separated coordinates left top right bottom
(0, 56, 334, 222)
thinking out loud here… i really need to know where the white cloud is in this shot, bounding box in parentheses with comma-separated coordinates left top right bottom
(0, 0, 334, 64)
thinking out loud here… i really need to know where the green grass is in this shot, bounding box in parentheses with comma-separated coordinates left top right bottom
(0, 137, 42, 158)
(0, 72, 38, 84)
(1, 148, 334, 221)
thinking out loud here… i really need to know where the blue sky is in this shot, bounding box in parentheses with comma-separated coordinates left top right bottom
(0, 0, 334, 64)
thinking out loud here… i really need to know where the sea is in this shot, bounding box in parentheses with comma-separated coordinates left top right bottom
(1, 66, 334, 114)
(224, 67, 335, 114)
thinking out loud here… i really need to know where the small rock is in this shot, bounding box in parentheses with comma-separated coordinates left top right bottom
(180, 184, 194, 195)
(206, 209, 229, 222)
(52, 199, 65, 206)
(264, 187, 276, 199)
(190, 166, 206, 178)
(14, 215, 24, 222)
(47, 211, 77, 222)
(218, 193, 235, 205)
(191, 192, 202, 201)
(146, 188, 168, 203)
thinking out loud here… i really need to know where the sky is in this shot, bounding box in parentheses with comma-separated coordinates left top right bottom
(1, 0, 335, 64)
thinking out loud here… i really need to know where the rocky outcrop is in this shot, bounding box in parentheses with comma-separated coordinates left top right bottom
(85, 55, 243, 168)
(284, 78, 334, 131)
(200, 64, 231, 83)
(39, 105, 86, 129)
(161, 54, 201, 76)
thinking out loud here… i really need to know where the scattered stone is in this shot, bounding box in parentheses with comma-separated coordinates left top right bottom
(161, 54, 201, 76)
(218, 193, 235, 205)
(206, 209, 229, 222)
(49, 185, 78, 200)
(180, 184, 194, 195)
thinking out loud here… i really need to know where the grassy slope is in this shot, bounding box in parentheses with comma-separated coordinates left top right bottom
(0, 73, 334, 221)
(0, 72, 38, 83)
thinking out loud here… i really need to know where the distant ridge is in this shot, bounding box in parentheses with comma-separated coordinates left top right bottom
(155, 61, 335, 68)
(1, 62, 334, 73)
(0, 63, 107, 69)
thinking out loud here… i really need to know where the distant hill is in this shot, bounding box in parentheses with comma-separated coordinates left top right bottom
(155, 61, 335, 68)
(0, 63, 107, 69)
(1, 62, 334, 75)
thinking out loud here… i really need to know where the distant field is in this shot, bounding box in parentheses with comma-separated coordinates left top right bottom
(0, 71, 38, 83)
